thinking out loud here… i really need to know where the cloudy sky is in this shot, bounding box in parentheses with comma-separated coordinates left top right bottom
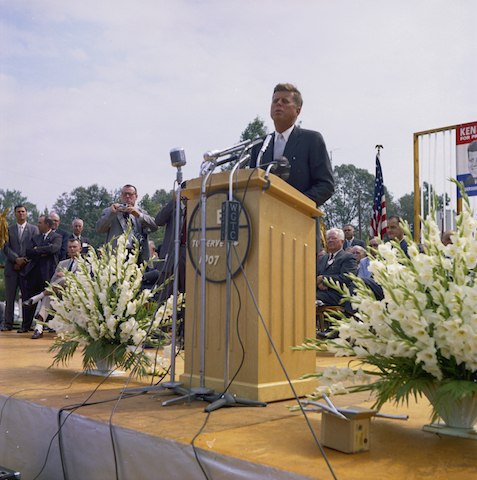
(1, 0, 475, 213)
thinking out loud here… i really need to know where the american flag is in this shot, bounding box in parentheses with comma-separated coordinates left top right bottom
(371, 154, 387, 238)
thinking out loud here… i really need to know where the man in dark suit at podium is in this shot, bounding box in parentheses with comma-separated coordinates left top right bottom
(250, 83, 334, 207)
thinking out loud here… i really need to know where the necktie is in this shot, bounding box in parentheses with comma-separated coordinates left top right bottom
(67, 259, 75, 271)
(274, 133, 286, 159)
(328, 253, 335, 265)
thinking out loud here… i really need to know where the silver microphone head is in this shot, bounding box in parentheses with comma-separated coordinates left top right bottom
(276, 156, 289, 167)
(170, 148, 186, 167)
(203, 151, 216, 162)
(271, 156, 290, 181)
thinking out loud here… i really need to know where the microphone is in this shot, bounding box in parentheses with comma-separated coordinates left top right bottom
(243, 137, 265, 152)
(170, 148, 186, 168)
(256, 134, 272, 166)
(215, 152, 241, 167)
(270, 156, 290, 181)
(203, 139, 251, 162)
(215, 138, 265, 167)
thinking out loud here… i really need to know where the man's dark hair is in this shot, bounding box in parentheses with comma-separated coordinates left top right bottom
(388, 215, 402, 223)
(68, 238, 81, 246)
(273, 83, 303, 108)
(122, 184, 137, 195)
(14, 205, 26, 212)
(468, 140, 477, 155)
(41, 215, 54, 228)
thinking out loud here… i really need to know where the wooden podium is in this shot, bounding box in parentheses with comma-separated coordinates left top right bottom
(180, 169, 322, 402)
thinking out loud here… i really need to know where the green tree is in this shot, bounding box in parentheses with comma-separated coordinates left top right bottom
(394, 182, 451, 232)
(0, 189, 39, 224)
(139, 189, 174, 245)
(321, 164, 395, 240)
(221, 116, 268, 171)
(396, 192, 414, 225)
(52, 185, 117, 249)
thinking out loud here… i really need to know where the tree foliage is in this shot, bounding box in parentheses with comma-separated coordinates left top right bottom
(321, 164, 395, 240)
(0, 189, 40, 224)
(139, 189, 174, 245)
(221, 116, 268, 171)
(394, 182, 451, 228)
(51, 184, 117, 249)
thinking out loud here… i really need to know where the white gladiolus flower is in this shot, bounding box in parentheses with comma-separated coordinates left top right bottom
(46, 229, 184, 378)
(330, 382, 348, 396)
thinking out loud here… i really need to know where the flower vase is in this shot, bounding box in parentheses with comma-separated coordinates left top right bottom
(423, 388, 477, 439)
(87, 356, 125, 377)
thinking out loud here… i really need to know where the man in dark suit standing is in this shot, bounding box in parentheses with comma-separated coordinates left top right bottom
(343, 225, 365, 249)
(20, 215, 62, 332)
(250, 83, 334, 207)
(1, 205, 39, 331)
(316, 228, 357, 306)
(142, 188, 187, 300)
(69, 218, 92, 256)
(50, 212, 69, 260)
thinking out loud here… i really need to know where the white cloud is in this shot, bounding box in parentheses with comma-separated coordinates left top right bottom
(0, 0, 475, 214)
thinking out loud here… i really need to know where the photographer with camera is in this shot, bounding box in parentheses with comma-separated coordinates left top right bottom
(95, 184, 158, 265)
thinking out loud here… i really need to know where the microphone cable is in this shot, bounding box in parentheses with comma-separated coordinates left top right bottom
(231, 243, 338, 480)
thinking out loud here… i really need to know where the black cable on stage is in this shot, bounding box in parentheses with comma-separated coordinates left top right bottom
(223, 251, 246, 392)
(34, 288, 176, 480)
(29, 360, 140, 480)
(188, 257, 248, 480)
(232, 244, 338, 480)
(190, 411, 212, 480)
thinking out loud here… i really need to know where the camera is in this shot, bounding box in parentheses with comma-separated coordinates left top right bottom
(117, 203, 129, 212)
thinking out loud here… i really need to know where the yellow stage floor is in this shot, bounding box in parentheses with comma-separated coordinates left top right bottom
(1, 330, 476, 479)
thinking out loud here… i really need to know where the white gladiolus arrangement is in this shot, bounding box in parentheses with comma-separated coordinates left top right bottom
(47, 230, 184, 376)
(296, 182, 477, 421)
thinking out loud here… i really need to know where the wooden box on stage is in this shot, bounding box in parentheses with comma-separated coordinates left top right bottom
(180, 169, 322, 402)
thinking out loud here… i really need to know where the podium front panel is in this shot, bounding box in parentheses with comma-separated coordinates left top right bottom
(180, 170, 320, 401)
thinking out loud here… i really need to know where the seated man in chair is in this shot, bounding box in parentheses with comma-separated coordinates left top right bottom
(316, 228, 357, 307)
(23, 238, 83, 339)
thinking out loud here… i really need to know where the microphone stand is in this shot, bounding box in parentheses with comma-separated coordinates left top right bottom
(159, 160, 217, 405)
(123, 166, 193, 403)
(204, 154, 266, 412)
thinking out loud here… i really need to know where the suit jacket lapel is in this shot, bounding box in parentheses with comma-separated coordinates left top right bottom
(283, 126, 300, 161)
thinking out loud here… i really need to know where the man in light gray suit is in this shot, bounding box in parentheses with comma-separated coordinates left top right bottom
(95, 184, 158, 265)
(1, 205, 39, 331)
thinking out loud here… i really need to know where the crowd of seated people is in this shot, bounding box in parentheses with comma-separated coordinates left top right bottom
(316, 221, 455, 339)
